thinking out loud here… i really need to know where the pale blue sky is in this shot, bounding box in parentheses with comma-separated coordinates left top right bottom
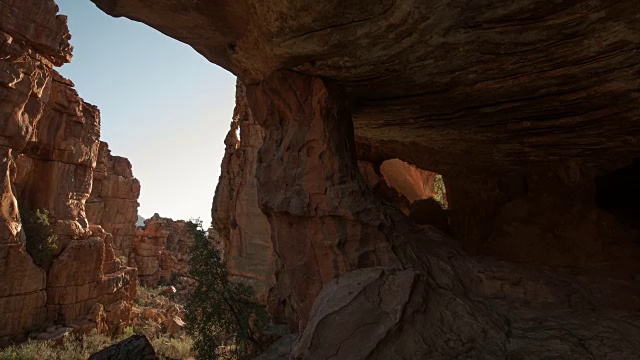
(56, 0, 236, 224)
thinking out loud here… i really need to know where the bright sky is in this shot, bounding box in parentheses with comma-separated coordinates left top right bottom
(56, 0, 236, 225)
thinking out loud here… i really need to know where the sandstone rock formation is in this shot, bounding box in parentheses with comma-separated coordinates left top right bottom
(211, 80, 281, 314)
(256, 71, 640, 359)
(133, 214, 193, 286)
(85, 0, 640, 357)
(87, 141, 141, 259)
(0, 0, 137, 342)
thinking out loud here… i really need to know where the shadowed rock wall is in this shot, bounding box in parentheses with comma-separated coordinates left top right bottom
(211, 80, 286, 319)
(77, 0, 640, 356)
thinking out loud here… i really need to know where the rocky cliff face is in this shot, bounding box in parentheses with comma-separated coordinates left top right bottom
(51, 0, 640, 359)
(95, 0, 640, 357)
(0, 0, 137, 342)
(133, 214, 193, 287)
(211, 80, 283, 316)
(87, 141, 141, 259)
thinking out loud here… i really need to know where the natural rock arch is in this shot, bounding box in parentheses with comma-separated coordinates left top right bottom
(2, 0, 640, 357)
(89, 0, 640, 357)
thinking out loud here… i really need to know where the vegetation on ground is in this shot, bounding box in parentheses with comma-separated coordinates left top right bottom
(1, 218, 269, 360)
(0, 322, 195, 360)
(184, 219, 269, 360)
(136, 320, 195, 360)
(0, 331, 112, 360)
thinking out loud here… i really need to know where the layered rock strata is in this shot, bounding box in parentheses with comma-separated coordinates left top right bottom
(0, 0, 137, 341)
(211, 80, 280, 312)
(133, 214, 193, 287)
(93, 0, 640, 275)
(87, 141, 141, 258)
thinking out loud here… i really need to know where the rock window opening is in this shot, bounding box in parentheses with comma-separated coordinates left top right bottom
(360, 158, 449, 231)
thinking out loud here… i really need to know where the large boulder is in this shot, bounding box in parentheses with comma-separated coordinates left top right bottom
(88, 335, 158, 360)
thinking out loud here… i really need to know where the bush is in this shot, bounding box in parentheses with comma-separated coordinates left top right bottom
(0, 328, 194, 360)
(184, 219, 268, 360)
(433, 175, 448, 209)
(150, 335, 194, 360)
(123, 326, 134, 338)
(21, 209, 57, 270)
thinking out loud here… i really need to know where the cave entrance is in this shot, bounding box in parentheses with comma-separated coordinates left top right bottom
(595, 159, 640, 228)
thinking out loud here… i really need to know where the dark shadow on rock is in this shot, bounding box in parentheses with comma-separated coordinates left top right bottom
(409, 198, 449, 232)
(88, 335, 158, 360)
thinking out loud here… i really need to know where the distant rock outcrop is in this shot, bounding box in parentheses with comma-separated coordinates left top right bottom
(132, 214, 193, 287)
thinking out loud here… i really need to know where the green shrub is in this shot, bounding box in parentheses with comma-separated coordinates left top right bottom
(123, 326, 134, 338)
(433, 175, 448, 209)
(184, 219, 268, 360)
(151, 335, 194, 360)
(21, 209, 57, 270)
(117, 255, 128, 266)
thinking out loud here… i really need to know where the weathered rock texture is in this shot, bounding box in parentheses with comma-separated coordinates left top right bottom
(87, 141, 141, 258)
(132, 214, 193, 286)
(87, 0, 640, 357)
(0, 0, 137, 342)
(211, 80, 280, 312)
(254, 71, 640, 359)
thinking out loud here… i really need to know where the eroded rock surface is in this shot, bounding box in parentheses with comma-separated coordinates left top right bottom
(211, 80, 281, 313)
(72, 0, 640, 357)
(132, 214, 193, 287)
(248, 71, 640, 358)
(87, 141, 141, 259)
(0, 0, 137, 342)
(92, 0, 640, 274)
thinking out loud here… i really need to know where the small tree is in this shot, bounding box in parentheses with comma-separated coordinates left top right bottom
(21, 209, 57, 270)
(184, 219, 268, 360)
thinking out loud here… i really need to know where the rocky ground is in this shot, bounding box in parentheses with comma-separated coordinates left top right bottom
(0, 284, 195, 360)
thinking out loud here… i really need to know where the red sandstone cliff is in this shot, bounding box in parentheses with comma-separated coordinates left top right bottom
(0, 0, 137, 342)
(211, 81, 280, 313)
(211, 82, 447, 324)
(87, 141, 141, 259)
